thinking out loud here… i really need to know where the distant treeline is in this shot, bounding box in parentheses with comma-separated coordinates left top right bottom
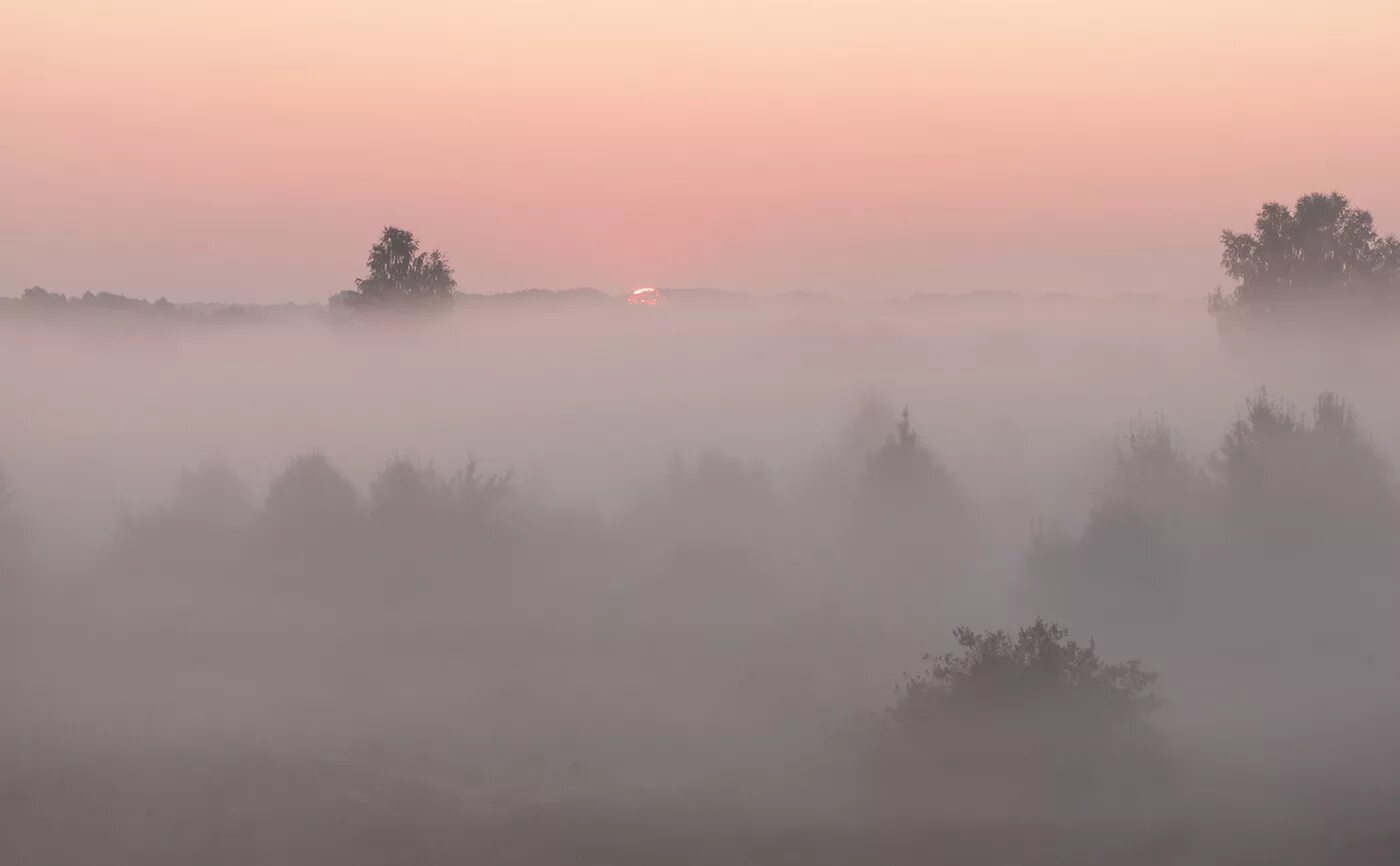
(9, 192, 1400, 332)
(1, 282, 1182, 323)
(0, 285, 309, 324)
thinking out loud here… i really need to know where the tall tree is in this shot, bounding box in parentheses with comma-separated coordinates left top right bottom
(1210, 193, 1400, 325)
(336, 226, 457, 309)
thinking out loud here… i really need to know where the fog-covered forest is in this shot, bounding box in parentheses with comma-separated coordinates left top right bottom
(6, 197, 1400, 864)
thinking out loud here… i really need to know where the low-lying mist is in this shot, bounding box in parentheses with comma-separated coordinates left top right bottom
(5, 296, 1400, 864)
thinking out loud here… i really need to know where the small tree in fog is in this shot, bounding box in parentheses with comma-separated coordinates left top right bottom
(364, 456, 512, 590)
(256, 453, 363, 578)
(853, 408, 971, 586)
(837, 392, 898, 475)
(450, 459, 512, 518)
(1027, 416, 1205, 634)
(263, 454, 360, 531)
(368, 457, 508, 537)
(860, 409, 965, 522)
(369, 458, 448, 530)
(872, 619, 1163, 811)
(107, 460, 254, 581)
(335, 226, 457, 310)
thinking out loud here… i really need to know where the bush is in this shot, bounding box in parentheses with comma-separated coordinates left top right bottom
(870, 619, 1166, 815)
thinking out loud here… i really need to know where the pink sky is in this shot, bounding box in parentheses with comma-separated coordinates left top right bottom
(4, 0, 1399, 302)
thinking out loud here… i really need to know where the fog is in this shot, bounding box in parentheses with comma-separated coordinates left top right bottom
(5, 296, 1400, 864)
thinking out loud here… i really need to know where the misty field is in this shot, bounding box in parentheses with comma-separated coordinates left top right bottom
(5, 297, 1400, 864)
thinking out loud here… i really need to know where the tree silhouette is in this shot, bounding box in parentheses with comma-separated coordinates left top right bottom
(263, 453, 361, 531)
(336, 226, 457, 309)
(255, 453, 364, 585)
(107, 460, 253, 583)
(1027, 416, 1206, 640)
(861, 409, 951, 509)
(872, 619, 1164, 812)
(20, 286, 68, 310)
(358, 456, 514, 592)
(1210, 192, 1400, 327)
(1212, 390, 1397, 576)
(852, 408, 972, 590)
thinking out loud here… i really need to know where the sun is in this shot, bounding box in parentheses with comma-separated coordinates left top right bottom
(628, 287, 662, 306)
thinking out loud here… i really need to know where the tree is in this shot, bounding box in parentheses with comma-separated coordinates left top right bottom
(1212, 390, 1397, 575)
(105, 460, 255, 586)
(252, 450, 369, 593)
(20, 286, 69, 310)
(1026, 416, 1207, 640)
(336, 226, 457, 309)
(362, 456, 513, 592)
(852, 408, 972, 589)
(256, 453, 363, 576)
(871, 619, 1164, 813)
(1210, 193, 1400, 327)
(860, 409, 966, 522)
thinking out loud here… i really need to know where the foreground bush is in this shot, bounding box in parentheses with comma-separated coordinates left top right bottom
(869, 619, 1167, 816)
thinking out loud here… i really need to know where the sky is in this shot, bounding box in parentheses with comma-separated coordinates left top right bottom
(3, 0, 1400, 303)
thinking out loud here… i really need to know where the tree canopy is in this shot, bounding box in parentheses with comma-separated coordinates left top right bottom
(891, 620, 1158, 726)
(870, 619, 1164, 812)
(1210, 192, 1400, 327)
(334, 226, 457, 310)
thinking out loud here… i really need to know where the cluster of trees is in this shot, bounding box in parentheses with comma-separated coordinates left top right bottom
(86, 404, 973, 622)
(12, 286, 179, 315)
(10, 387, 1400, 811)
(1210, 192, 1400, 331)
(1, 286, 275, 324)
(331, 227, 457, 311)
(1028, 390, 1400, 660)
(3, 226, 457, 320)
(106, 454, 513, 606)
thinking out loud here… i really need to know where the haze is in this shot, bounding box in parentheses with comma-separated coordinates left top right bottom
(8, 2, 1400, 863)
(6, 294, 1400, 863)
(5, 0, 1400, 301)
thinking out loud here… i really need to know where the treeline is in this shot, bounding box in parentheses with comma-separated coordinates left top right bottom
(1, 286, 281, 324)
(10, 193, 1400, 333)
(1027, 390, 1399, 656)
(7, 388, 1398, 812)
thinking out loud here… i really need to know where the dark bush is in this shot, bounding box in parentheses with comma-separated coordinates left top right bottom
(871, 619, 1166, 816)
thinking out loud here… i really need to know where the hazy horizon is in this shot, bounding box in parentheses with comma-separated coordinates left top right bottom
(6, 1, 1400, 303)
